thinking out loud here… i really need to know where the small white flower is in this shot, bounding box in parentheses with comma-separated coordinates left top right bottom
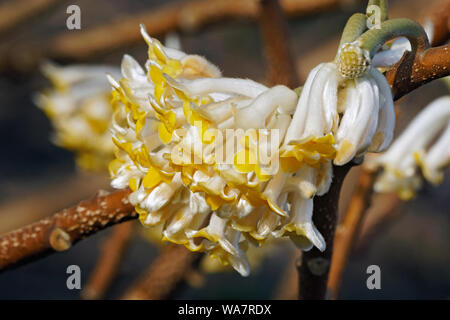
(281, 59, 394, 167)
(334, 66, 395, 164)
(36, 62, 121, 170)
(367, 96, 450, 199)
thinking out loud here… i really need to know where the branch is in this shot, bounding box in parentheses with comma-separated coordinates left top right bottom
(259, 0, 300, 87)
(422, 0, 450, 47)
(0, 0, 61, 36)
(323, 5, 450, 299)
(0, 172, 109, 235)
(355, 193, 401, 253)
(122, 245, 201, 300)
(327, 168, 376, 299)
(297, 163, 353, 300)
(298, 41, 450, 297)
(1, 0, 353, 72)
(0, 189, 136, 272)
(386, 43, 450, 100)
(81, 221, 135, 300)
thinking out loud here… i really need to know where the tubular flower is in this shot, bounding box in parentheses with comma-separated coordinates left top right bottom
(109, 26, 342, 276)
(36, 62, 121, 170)
(366, 96, 450, 200)
(109, 17, 398, 275)
(281, 52, 394, 168)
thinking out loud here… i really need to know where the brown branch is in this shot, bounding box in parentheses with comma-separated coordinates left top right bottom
(355, 193, 401, 253)
(297, 163, 354, 300)
(323, 5, 450, 299)
(327, 168, 376, 299)
(81, 221, 135, 300)
(259, 0, 300, 87)
(315, 42, 450, 297)
(273, 246, 299, 300)
(1, 0, 353, 72)
(0, 189, 136, 272)
(0, 172, 109, 235)
(386, 43, 450, 100)
(422, 0, 450, 47)
(122, 244, 201, 300)
(0, 0, 61, 36)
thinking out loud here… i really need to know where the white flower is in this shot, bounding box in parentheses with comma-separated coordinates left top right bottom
(35, 62, 121, 170)
(109, 22, 396, 276)
(334, 66, 395, 164)
(109, 25, 346, 276)
(367, 96, 450, 199)
(281, 59, 394, 168)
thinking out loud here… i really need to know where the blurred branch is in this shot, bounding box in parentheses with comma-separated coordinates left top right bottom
(1, 0, 354, 72)
(327, 168, 376, 299)
(122, 245, 201, 300)
(259, 0, 300, 87)
(385, 0, 450, 99)
(273, 246, 299, 299)
(422, 0, 450, 47)
(0, 0, 61, 36)
(0, 189, 136, 272)
(355, 193, 401, 253)
(81, 221, 135, 300)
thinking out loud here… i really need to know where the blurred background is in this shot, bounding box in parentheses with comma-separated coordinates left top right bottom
(0, 0, 449, 299)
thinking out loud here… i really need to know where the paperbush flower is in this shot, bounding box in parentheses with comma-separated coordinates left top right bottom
(367, 96, 450, 200)
(282, 50, 394, 168)
(109, 25, 395, 275)
(36, 62, 121, 170)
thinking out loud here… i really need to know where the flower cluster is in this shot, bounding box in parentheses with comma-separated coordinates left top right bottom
(36, 62, 121, 170)
(367, 96, 450, 200)
(108, 24, 395, 275)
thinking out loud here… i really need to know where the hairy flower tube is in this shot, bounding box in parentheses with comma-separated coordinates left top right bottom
(36, 62, 121, 170)
(367, 96, 450, 200)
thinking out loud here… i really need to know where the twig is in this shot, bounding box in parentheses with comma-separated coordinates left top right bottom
(81, 221, 135, 300)
(297, 39, 450, 297)
(422, 0, 450, 47)
(297, 163, 354, 300)
(273, 245, 299, 299)
(259, 0, 300, 87)
(0, 189, 136, 272)
(355, 193, 401, 253)
(0, 172, 109, 235)
(1, 0, 353, 72)
(323, 5, 450, 299)
(122, 244, 201, 300)
(0, 0, 61, 36)
(327, 168, 376, 299)
(387, 43, 450, 100)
